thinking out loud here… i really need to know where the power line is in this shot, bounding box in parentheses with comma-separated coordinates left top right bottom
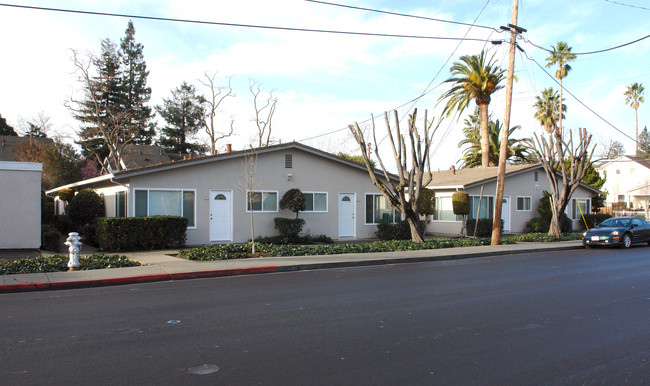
(519, 45, 637, 144)
(604, 0, 650, 11)
(304, 0, 501, 32)
(0, 2, 497, 42)
(523, 34, 650, 56)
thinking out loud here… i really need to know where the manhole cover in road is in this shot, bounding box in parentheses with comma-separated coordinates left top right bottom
(187, 364, 219, 375)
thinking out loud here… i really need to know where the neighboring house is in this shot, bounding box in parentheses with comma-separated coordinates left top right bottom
(595, 155, 650, 210)
(46, 142, 399, 245)
(425, 164, 600, 235)
(102, 144, 173, 173)
(0, 161, 42, 249)
(0, 135, 54, 161)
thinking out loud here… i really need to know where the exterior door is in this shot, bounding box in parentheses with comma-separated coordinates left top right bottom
(338, 193, 355, 237)
(209, 190, 231, 242)
(501, 196, 510, 232)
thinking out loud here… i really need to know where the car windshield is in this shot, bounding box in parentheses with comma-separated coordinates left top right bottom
(600, 218, 630, 227)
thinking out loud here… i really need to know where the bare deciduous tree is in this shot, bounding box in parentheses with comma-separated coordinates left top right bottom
(198, 72, 235, 154)
(238, 148, 258, 253)
(529, 127, 595, 236)
(349, 109, 441, 242)
(250, 80, 277, 147)
(66, 49, 136, 172)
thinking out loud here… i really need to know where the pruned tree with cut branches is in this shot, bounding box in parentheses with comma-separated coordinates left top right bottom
(199, 72, 234, 154)
(250, 80, 277, 147)
(349, 109, 441, 243)
(529, 127, 595, 237)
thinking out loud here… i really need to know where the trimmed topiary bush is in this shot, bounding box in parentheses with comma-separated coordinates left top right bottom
(417, 189, 435, 217)
(452, 192, 470, 215)
(583, 213, 613, 229)
(376, 220, 411, 240)
(274, 217, 305, 241)
(68, 188, 103, 227)
(58, 188, 75, 204)
(96, 216, 188, 252)
(279, 188, 306, 218)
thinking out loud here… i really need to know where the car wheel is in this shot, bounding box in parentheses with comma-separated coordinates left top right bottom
(621, 233, 632, 249)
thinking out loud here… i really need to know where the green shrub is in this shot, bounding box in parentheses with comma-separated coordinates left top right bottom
(274, 217, 305, 241)
(54, 214, 76, 234)
(376, 220, 411, 240)
(41, 226, 61, 252)
(58, 188, 75, 204)
(255, 234, 333, 245)
(466, 218, 502, 237)
(82, 221, 98, 247)
(583, 213, 612, 228)
(0, 253, 139, 275)
(96, 216, 188, 252)
(417, 189, 435, 216)
(503, 232, 582, 243)
(279, 188, 305, 218)
(452, 192, 470, 215)
(68, 188, 103, 227)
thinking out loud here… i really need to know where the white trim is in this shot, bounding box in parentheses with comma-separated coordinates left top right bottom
(0, 161, 42, 171)
(245, 190, 279, 213)
(209, 189, 233, 242)
(338, 192, 356, 238)
(132, 187, 198, 229)
(515, 196, 532, 212)
(301, 191, 328, 213)
(364, 192, 398, 225)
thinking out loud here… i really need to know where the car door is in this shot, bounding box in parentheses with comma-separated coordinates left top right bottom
(631, 218, 650, 242)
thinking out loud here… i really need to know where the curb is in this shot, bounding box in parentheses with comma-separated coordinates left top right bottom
(0, 244, 583, 293)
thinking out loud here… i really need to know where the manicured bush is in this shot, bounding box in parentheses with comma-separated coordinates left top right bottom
(58, 188, 75, 204)
(96, 216, 188, 252)
(0, 253, 140, 275)
(68, 188, 103, 227)
(274, 217, 305, 241)
(524, 217, 548, 233)
(583, 213, 613, 229)
(54, 214, 76, 234)
(279, 188, 306, 218)
(452, 192, 470, 215)
(417, 189, 435, 216)
(376, 220, 411, 240)
(503, 232, 582, 243)
(255, 234, 333, 245)
(466, 218, 503, 237)
(41, 225, 61, 252)
(82, 222, 98, 247)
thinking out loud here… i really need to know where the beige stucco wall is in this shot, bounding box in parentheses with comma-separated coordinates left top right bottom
(0, 162, 42, 249)
(427, 168, 596, 235)
(598, 158, 650, 209)
(106, 148, 387, 245)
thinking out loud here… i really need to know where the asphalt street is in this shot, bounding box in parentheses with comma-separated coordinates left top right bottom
(2, 247, 649, 385)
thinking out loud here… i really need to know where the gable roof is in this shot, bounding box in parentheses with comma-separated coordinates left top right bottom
(426, 163, 601, 194)
(595, 155, 650, 171)
(0, 135, 54, 161)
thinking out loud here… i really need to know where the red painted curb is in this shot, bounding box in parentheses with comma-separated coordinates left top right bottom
(48, 274, 172, 290)
(171, 266, 278, 280)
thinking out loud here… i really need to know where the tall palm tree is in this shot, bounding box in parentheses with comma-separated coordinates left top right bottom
(545, 42, 575, 139)
(624, 82, 644, 155)
(439, 50, 505, 168)
(458, 109, 529, 168)
(533, 87, 565, 135)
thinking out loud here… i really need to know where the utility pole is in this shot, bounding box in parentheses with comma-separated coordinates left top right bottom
(491, 0, 524, 245)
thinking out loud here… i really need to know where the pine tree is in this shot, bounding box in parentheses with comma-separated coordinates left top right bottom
(119, 21, 155, 145)
(156, 82, 207, 154)
(638, 126, 650, 158)
(0, 114, 17, 136)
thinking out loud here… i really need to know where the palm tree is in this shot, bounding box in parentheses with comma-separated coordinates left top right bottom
(439, 50, 505, 168)
(458, 108, 529, 168)
(545, 42, 575, 139)
(624, 82, 645, 155)
(533, 87, 565, 135)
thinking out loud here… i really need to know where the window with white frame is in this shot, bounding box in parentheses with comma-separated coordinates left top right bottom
(572, 198, 590, 220)
(134, 189, 195, 227)
(433, 196, 462, 221)
(516, 196, 532, 211)
(468, 196, 494, 220)
(115, 191, 126, 217)
(303, 192, 327, 212)
(247, 191, 278, 212)
(365, 193, 398, 224)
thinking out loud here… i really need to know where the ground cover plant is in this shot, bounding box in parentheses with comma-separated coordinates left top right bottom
(0, 254, 140, 275)
(502, 232, 582, 242)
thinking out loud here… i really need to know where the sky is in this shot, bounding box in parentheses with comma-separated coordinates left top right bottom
(1, 0, 650, 170)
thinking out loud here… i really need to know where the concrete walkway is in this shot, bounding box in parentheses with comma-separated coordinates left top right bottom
(0, 241, 584, 293)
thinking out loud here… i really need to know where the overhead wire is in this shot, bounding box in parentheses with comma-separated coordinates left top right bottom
(0, 2, 497, 42)
(604, 0, 650, 11)
(522, 34, 650, 56)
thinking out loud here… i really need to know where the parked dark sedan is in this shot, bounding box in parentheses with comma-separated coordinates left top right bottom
(582, 216, 650, 248)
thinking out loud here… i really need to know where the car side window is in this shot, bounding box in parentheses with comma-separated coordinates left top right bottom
(632, 218, 643, 227)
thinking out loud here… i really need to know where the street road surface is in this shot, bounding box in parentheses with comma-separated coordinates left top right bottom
(2, 247, 649, 384)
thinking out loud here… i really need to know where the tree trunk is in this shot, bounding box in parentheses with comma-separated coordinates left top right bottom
(404, 211, 424, 243)
(479, 102, 490, 168)
(635, 107, 639, 156)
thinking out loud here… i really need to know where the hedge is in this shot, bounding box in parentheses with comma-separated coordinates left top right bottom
(582, 213, 612, 229)
(96, 216, 188, 252)
(466, 218, 503, 237)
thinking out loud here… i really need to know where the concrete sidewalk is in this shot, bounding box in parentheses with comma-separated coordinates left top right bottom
(0, 241, 584, 293)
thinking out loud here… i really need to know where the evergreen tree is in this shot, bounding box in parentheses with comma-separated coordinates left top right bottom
(119, 20, 155, 145)
(156, 82, 207, 154)
(638, 126, 650, 158)
(0, 114, 17, 136)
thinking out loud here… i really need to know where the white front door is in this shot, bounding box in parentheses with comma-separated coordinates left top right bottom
(338, 193, 355, 237)
(210, 190, 231, 242)
(501, 196, 510, 232)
